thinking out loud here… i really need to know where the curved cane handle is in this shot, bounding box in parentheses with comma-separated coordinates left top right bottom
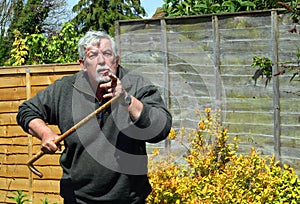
(27, 151, 45, 177)
(26, 95, 120, 178)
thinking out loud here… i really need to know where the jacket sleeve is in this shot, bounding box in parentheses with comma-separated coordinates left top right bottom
(16, 83, 58, 133)
(133, 85, 172, 143)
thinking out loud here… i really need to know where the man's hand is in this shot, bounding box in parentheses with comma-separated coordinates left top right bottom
(28, 118, 61, 154)
(41, 133, 61, 154)
(99, 73, 124, 99)
(99, 72, 143, 121)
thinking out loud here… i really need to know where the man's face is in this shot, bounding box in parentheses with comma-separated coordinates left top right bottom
(80, 38, 119, 85)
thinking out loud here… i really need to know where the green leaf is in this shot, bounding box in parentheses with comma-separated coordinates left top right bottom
(222, 1, 236, 12)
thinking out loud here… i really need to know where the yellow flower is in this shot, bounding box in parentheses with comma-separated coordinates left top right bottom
(152, 148, 160, 156)
(168, 128, 177, 140)
(205, 108, 211, 113)
(198, 121, 205, 130)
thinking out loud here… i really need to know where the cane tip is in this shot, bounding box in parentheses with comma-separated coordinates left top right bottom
(27, 163, 43, 178)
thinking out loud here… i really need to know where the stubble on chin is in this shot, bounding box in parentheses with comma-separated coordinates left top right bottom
(95, 66, 113, 84)
(96, 75, 111, 84)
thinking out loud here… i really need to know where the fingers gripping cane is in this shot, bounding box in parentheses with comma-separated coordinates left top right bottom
(26, 96, 120, 178)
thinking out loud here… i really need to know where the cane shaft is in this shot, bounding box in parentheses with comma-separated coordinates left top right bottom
(26, 96, 119, 178)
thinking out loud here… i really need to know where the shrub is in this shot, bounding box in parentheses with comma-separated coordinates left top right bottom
(146, 108, 300, 203)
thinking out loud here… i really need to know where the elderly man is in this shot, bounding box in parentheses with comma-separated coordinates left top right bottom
(17, 31, 172, 204)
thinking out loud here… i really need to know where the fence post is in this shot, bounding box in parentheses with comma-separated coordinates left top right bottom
(271, 10, 281, 163)
(115, 21, 121, 58)
(212, 15, 222, 114)
(25, 68, 33, 199)
(160, 19, 171, 152)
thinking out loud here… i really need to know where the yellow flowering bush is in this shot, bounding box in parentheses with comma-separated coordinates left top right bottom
(146, 109, 300, 203)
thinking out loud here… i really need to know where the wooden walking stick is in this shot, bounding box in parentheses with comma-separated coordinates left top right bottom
(26, 96, 120, 178)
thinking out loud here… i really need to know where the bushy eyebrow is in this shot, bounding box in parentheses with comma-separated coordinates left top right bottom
(86, 47, 112, 53)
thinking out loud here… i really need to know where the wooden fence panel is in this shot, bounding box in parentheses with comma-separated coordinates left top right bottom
(116, 10, 300, 175)
(0, 63, 80, 203)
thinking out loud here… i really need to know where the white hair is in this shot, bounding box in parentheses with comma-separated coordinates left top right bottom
(78, 31, 118, 60)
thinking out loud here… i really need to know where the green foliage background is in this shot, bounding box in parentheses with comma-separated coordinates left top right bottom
(5, 22, 82, 66)
(71, 0, 145, 35)
(0, 0, 146, 66)
(5, 0, 299, 76)
(2, 0, 300, 66)
(160, 0, 284, 17)
(0, 0, 52, 65)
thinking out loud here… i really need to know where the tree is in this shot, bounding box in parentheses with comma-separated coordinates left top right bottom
(7, 0, 61, 35)
(1, 0, 50, 66)
(0, 0, 22, 65)
(0, 0, 70, 66)
(71, 0, 146, 35)
(0, 0, 17, 36)
(41, 0, 71, 38)
(159, 0, 283, 17)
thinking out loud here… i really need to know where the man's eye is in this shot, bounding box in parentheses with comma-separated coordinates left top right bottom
(88, 53, 97, 60)
(103, 52, 112, 57)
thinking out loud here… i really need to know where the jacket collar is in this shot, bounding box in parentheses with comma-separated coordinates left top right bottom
(73, 65, 133, 98)
(73, 70, 95, 98)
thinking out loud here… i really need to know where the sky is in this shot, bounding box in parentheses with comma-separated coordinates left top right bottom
(66, 0, 164, 18)
(140, 0, 164, 18)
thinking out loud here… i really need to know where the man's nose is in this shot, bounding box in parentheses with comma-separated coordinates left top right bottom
(97, 53, 106, 64)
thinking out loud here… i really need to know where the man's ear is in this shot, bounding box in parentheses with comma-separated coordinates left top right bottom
(115, 56, 120, 65)
(79, 59, 87, 71)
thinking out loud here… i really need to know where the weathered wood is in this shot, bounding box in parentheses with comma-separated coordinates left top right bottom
(272, 10, 281, 162)
(1, 152, 61, 166)
(0, 177, 29, 191)
(0, 189, 12, 203)
(0, 164, 30, 178)
(31, 166, 62, 180)
(0, 145, 28, 154)
(0, 101, 22, 113)
(25, 68, 33, 197)
(0, 125, 27, 137)
(0, 113, 18, 125)
(0, 75, 26, 88)
(33, 177, 61, 188)
(30, 74, 70, 86)
(0, 87, 27, 101)
(117, 10, 300, 175)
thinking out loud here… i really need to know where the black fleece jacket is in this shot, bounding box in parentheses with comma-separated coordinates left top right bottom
(17, 66, 172, 203)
